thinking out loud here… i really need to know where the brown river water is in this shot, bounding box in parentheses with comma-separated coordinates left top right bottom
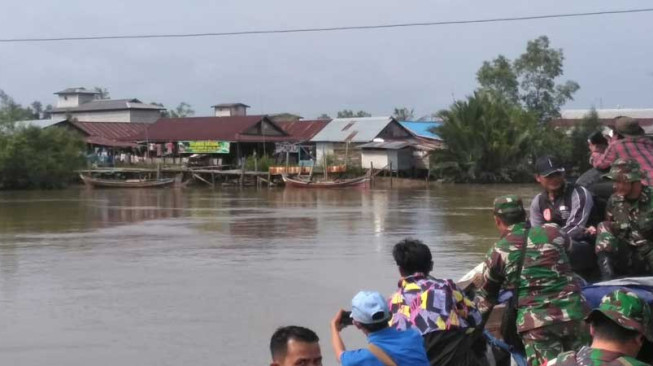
(0, 184, 539, 365)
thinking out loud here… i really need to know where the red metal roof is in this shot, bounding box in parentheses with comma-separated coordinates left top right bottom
(129, 115, 293, 142)
(276, 120, 330, 142)
(550, 118, 653, 128)
(73, 121, 150, 139)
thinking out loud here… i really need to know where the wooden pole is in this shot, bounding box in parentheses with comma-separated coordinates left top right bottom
(344, 142, 349, 170)
(323, 148, 328, 181)
(240, 160, 245, 187)
(309, 161, 314, 182)
(389, 161, 393, 188)
(268, 171, 271, 189)
(370, 161, 374, 187)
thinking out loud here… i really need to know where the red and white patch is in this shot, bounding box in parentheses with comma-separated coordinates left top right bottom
(543, 208, 552, 222)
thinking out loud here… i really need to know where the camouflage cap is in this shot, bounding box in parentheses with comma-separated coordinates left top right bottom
(586, 289, 653, 341)
(493, 195, 524, 215)
(604, 158, 643, 182)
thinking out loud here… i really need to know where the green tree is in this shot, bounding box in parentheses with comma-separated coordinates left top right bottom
(317, 113, 331, 120)
(0, 89, 34, 126)
(94, 87, 110, 99)
(169, 102, 195, 118)
(392, 107, 414, 121)
(476, 36, 579, 123)
(432, 92, 539, 183)
(0, 126, 86, 189)
(30, 101, 43, 119)
(337, 109, 371, 118)
(477, 55, 519, 103)
(568, 108, 601, 173)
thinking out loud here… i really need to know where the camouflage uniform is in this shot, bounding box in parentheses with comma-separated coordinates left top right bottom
(475, 195, 590, 366)
(595, 159, 653, 279)
(545, 289, 653, 366)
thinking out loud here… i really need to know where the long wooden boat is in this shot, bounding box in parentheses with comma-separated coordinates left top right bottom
(80, 174, 176, 188)
(281, 174, 369, 188)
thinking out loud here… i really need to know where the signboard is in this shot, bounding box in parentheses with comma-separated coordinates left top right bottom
(275, 142, 299, 154)
(178, 141, 230, 154)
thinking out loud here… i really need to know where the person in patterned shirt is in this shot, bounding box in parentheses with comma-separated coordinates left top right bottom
(595, 159, 653, 280)
(388, 238, 486, 366)
(475, 195, 590, 366)
(545, 289, 653, 366)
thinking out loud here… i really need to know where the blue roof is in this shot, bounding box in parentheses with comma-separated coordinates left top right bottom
(399, 121, 441, 140)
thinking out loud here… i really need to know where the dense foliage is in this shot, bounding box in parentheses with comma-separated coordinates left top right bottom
(431, 92, 568, 183)
(431, 36, 584, 183)
(0, 89, 86, 189)
(0, 126, 86, 189)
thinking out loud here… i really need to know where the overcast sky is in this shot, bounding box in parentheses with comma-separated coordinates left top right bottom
(1, 0, 652, 119)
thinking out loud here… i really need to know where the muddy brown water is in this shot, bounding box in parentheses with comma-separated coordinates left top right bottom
(0, 184, 539, 365)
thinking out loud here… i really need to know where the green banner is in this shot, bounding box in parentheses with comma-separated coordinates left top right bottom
(178, 141, 230, 154)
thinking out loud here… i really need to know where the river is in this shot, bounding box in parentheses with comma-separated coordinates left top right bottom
(0, 184, 539, 365)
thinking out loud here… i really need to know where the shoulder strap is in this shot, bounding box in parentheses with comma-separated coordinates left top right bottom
(513, 228, 530, 304)
(367, 343, 398, 366)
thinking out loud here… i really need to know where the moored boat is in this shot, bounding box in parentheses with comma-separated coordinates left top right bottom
(281, 173, 369, 188)
(80, 174, 177, 188)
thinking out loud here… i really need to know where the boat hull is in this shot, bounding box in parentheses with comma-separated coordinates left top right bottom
(80, 174, 176, 188)
(281, 175, 369, 188)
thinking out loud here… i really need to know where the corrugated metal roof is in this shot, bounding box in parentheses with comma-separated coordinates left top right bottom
(51, 99, 164, 113)
(400, 121, 442, 140)
(310, 116, 398, 142)
(211, 103, 250, 108)
(131, 115, 292, 142)
(359, 141, 412, 150)
(86, 136, 137, 148)
(54, 87, 99, 95)
(550, 118, 653, 128)
(13, 118, 66, 129)
(72, 121, 150, 140)
(360, 137, 443, 151)
(561, 109, 653, 119)
(276, 120, 330, 141)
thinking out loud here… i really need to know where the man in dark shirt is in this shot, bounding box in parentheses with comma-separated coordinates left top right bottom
(530, 156, 596, 277)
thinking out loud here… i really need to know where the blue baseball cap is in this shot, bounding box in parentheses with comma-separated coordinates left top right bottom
(351, 291, 390, 324)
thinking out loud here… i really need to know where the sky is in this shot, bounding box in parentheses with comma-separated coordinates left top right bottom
(1, 0, 652, 119)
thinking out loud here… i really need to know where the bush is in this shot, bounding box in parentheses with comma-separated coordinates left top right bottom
(244, 154, 273, 172)
(0, 126, 86, 189)
(430, 91, 570, 183)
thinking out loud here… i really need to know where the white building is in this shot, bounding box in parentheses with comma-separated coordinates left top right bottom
(212, 103, 250, 117)
(50, 87, 165, 123)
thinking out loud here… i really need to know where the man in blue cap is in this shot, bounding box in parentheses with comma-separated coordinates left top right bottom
(330, 290, 429, 366)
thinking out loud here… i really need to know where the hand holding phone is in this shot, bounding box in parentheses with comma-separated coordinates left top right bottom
(339, 310, 353, 327)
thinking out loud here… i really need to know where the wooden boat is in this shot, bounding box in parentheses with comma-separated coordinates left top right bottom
(281, 174, 369, 188)
(80, 174, 177, 188)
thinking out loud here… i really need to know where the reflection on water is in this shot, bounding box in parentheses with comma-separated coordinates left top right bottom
(0, 184, 538, 366)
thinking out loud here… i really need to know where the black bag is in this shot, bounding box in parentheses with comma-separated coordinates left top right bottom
(500, 228, 529, 354)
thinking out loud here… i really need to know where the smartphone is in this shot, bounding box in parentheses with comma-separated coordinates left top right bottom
(339, 311, 353, 327)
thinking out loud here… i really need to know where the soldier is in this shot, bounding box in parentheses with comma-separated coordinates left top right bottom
(545, 289, 653, 366)
(595, 159, 653, 280)
(475, 195, 590, 366)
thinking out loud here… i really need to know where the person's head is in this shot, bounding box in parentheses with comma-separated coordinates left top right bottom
(586, 289, 653, 357)
(605, 159, 644, 199)
(350, 291, 391, 335)
(614, 116, 645, 137)
(588, 130, 608, 147)
(270, 326, 322, 366)
(534, 156, 566, 193)
(392, 238, 433, 277)
(492, 195, 526, 232)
